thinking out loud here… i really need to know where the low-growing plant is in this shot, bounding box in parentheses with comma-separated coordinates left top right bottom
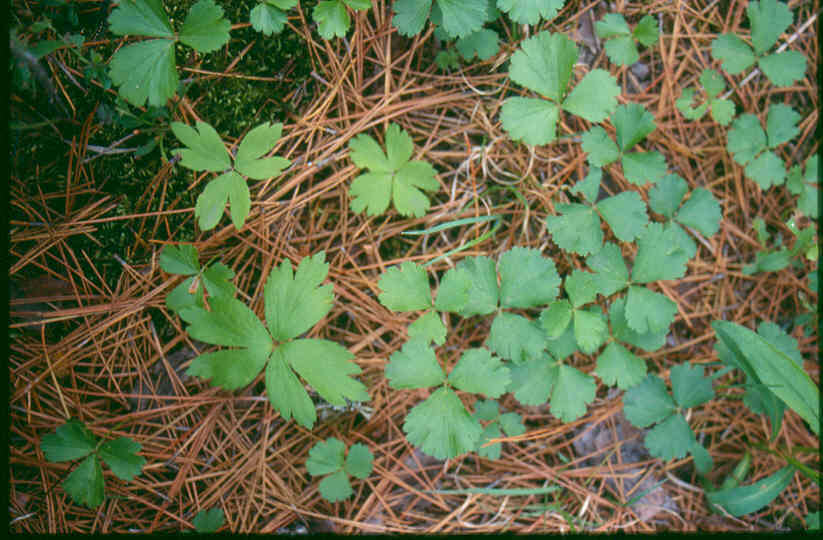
(742, 216, 817, 276)
(313, 0, 371, 39)
(250, 0, 297, 36)
(159, 244, 236, 312)
(676, 68, 735, 126)
(594, 13, 658, 67)
(306, 437, 374, 502)
(472, 399, 526, 460)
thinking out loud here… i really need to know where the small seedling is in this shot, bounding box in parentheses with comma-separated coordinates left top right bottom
(787, 155, 819, 219)
(40, 419, 146, 508)
(676, 69, 735, 126)
(595, 13, 658, 66)
(473, 399, 526, 460)
(250, 0, 297, 36)
(312, 0, 370, 39)
(192, 507, 225, 532)
(306, 438, 373, 502)
(159, 244, 235, 312)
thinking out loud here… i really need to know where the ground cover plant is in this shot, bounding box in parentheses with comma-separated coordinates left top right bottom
(9, 0, 819, 533)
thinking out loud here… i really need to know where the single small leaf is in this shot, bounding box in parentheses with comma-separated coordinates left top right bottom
(250, 4, 289, 36)
(192, 508, 225, 533)
(41, 420, 98, 463)
(350, 172, 392, 215)
(392, 0, 432, 37)
(378, 261, 432, 312)
(711, 34, 756, 74)
(500, 97, 560, 146)
(603, 35, 638, 66)
(448, 348, 511, 398)
(632, 15, 658, 47)
(623, 374, 676, 427)
(621, 151, 667, 185)
(632, 222, 695, 283)
(675, 188, 722, 237)
(234, 122, 290, 180)
(498, 247, 560, 308)
(109, 39, 176, 107)
(644, 413, 696, 461)
(564, 270, 598, 308)
(744, 151, 786, 189)
(595, 342, 646, 390)
(699, 68, 725, 98)
(499, 412, 526, 437)
(765, 103, 800, 149)
(166, 278, 200, 312)
(562, 69, 620, 123)
(284, 339, 370, 406)
(194, 172, 233, 230)
(625, 286, 677, 335)
(496, 0, 564, 25)
(384, 123, 414, 170)
(508, 31, 576, 102)
(266, 348, 316, 428)
(610, 296, 668, 352)
(758, 50, 807, 87)
(456, 256, 499, 316)
(648, 174, 688, 219)
(690, 442, 714, 475)
(403, 386, 483, 459)
(748, 0, 793, 56)
(187, 348, 270, 390)
(597, 191, 649, 242)
(586, 242, 629, 297)
(477, 422, 503, 460)
(313, 1, 350, 39)
(437, 0, 488, 39)
(743, 249, 792, 274)
(572, 167, 602, 203)
(202, 262, 236, 299)
(434, 266, 471, 313)
(709, 98, 735, 126)
(349, 133, 391, 172)
(344, 443, 374, 479)
(108, 0, 173, 38)
(179, 0, 231, 53)
(170, 121, 231, 173)
(264, 252, 333, 341)
(486, 312, 546, 363)
(159, 244, 199, 275)
(435, 49, 460, 70)
(385, 338, 446, 389)
(226, 170, 251, 229)
(545, 203, 603, 256)
(509, 354, 555, 405)
(545, 323, 580, 360)
(318, 469, 353, 502)
(612, 103, 656, 152)
(594, 13, 630, 39)
(408, 311, 447, 346)
(472, 399, 499, 421)
(676, 88, 709, 121)
(581, 127, 619, 167)
(706, 466, 794, 517)
(670, 363, 714, 409)
(727, 114, 767, 166)
(62, 454, 105, 508)
(539, 300, 573, 339)
(550, 365, 596, 422)
(573, 308, 609, 354)
(455, 28, 499, 61)
(306, 437, 345, 476)
(98, 437, 145, 481)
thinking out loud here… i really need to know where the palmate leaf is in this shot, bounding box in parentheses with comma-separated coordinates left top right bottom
(455, 29, 499, 61)
(98, 437, 146, 482)
(498, 247, 560, 308)
(179, 0, 231, 53)
(62, 454, 105, 508)
(403, 386, 483, 459)
(41, 420, 98, 463)
(171, 121, 231, 172)
(109, 39, 176, 108)
(448, 348, 510, 398)
(497, 0, 564, 25)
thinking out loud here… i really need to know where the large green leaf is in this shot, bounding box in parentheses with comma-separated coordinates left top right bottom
(108, 0, 173, 38)
(109, 39, 177, 107)
(179, 0, 231, 53)
(706, 466, 795, 517)
(281, 338, 369, 406)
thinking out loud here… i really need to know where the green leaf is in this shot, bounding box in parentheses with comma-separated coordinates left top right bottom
(594, 13, 630, 39)
(171, 121, 231, 173)
(573, 308, 608, 354)
(644, 413, 696, 461)
(586, 242, 629, 297)
(392, 0, 432, 37)
(386, 338, 446, 389)
(435, 49, 460, 70)
(477, 422, 503, 460)
(711, 34, 755, 74)
(98, 437, 145, 482)
(109, 39, 176, 107)
(509, 31, 576, 102)
(745, 151, 786, 189)
(500, 97, 559, 146)
(266, 347, 316, 428)
(632, 222, 695, 283)
(562, 69, 620, 123)
(313, 1, 350, 39)
(183, 295, 271, 350)
(455, 29, 499, 61)
(473, 399, 500, 421)
(498, 247, 560, 308)
(595, 342, 646, 390)
(456, 256, 499, 316)
(676, 88, 708, 121)
(699, 68, 725, 98)
(166, 278, 199, 312)
(597, 191, 649, 242)
(394, 160, 439, 217)
(625, 286, 676, 335)
(765, 104, 800, 149)
(621, 151, 666, 185)
(41, 420, 98, 462)
(306, 437, 345, 476)
(758, 50, 807, 87)
(648, 174, 688, 218)
(690, 442, 713, 475)
(632, 15, 659, 47)
(712, 321, 819, 436)
(805, 511, 820, 530)
(62, 454, 104, 508)
(202, 262, 236, 299)
(545, 323, 580, 360)
(408, 311, 447, 346)
(192, 508, 225, 533)
(727, 114, 767, 166)
(539, 300, 573, 339)
(546, 203, 603, 256)
(675, 188, 722, 237)
(742, 249, 792, 274)
(264, 252, 333, 341)
(581, 127, 619, 167)
(284, 339, 369, 406)
(179, 0, 231, 53)
(550, 365, 596, 422)
(187, 348, 270, 390)
(748, 0, 793, 56)
(603, 35, 638, 66)
(250, 4, 289, 36)
(706, 466, 794, 517)
(193, 171, 235, 230)
(499, 412, 526, 437)
(159, 244, 199, 275)
(235, 122, 290, 180)
(613, 103, 656, 152)
(572, 167, 602, 203)
(404, 386, 483, 459)
(319, 469, 353, 502)
(108, 0, 173, 38)
(623, 374, 676, 427)
(709, 98, 735, 126)
(344, 443, 374, 479)
(509, 354, 555, 405)
(349, 172, 392, 215)
(434, 267, 471, 313)
(378, 261, 431, 312)
(670, 363, 714, 409)
(757, 322, 803, 369)
(564, 270, 598, 308)
(226, 170, 251, 229)
(349, 132, 391, 172)
(486, 312, 546, 363)
(610, 296, 668, 352)
(449, 348, 510, 398)
(497, 0, 564, 25)
(437, 0, 488, 38)
(385, 123, 414, 170)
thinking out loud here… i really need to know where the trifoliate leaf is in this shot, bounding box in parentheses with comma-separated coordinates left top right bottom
(98, 437, 145, 481)
(670, 363, 714, 409)
(676, 89, 708, 121)
(500, 97, 560, 146)
(234, 122, 290, 180)
(581, 127, 619, 167)
(765, 104, 800, 149)
(711, 34, 756, 74)
(550, 365, 596, 422)
(700, 68, 726, 98)
(306, 438, 345, 476)
(586, 242, 629, 297)
(193, 508, 225, 533)
(108, 0, 173, 38)
(313, 1, 350, 39)
(41, 420, 98, 463)
(613, 103, 656, 152)
(573, 307, 609, 354)
(748, 0, 793, 56)
(597, 191, 649, 242)
(509, 353, 556, 405)
(648, 174, 688, 218)
(266, 347, 316, 427)
(250, 4, 289, 36)
(486, 312, 546, 363)
(546, 203, 603, 256)
(62, 454, 105, 508)
(408, 311, 447, 346)
(644, 413, 695, 461)
(745, 151, 786, 189)
(392, 0, 432, 37)
(160, 244, 200, 275)
(676, 188, 722, 237)
(562, 69, 620, 123)
(539, 300, 573, 339)
(344, 443, 374, 479)
(595, 342, 646, 390)
(710, 98, 735, 126)
(179, 0, 231, 53)
(625, 285, 677, 335)
(109, 39, 176, 107)
(318, 469, 353, 502)
(787, 156, 819, 219)
(727, 114, 767, 166)
(264, 252, 333, 341)
(497, 0, 564, 25)
(171, 121, 231, 173)
(623, 374, 676, 427)
(437, 0, 488, 38)
(386, 338, 446, 389)
(477, 422, 503, 460)
(509, 31, 576, 102)
(434, 267, 471, 313)
(609, 296, 667, 352)
(604, 35, 638, 66)
(758, 50, 807, 87)
(456, 256, 499, 316)
(455, 28, 499, 61)
(632, 222, 695, 282)
(621, 151, 666, 185)
(378, 261, 432, 312)
(565, 270, 598, 308)
(633, 15, 659, 47)
(498, 247, 560, 308)
(449, 348, 510, 398)
(545, 323, 579, 360)
(572, 167, 602, 203)
(404, 386, 483, 459)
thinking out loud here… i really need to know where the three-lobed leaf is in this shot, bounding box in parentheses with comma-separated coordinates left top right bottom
(264, 252, 333, 342)
(403, 386, 483, 459)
